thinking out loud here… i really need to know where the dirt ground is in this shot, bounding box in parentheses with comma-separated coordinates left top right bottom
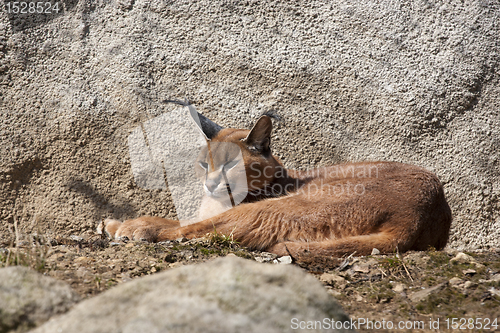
(1, 233, 499, 333)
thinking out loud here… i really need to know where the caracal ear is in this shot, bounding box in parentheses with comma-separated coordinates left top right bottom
(164, 99, 223, 140)
(243, 115, 273, 153)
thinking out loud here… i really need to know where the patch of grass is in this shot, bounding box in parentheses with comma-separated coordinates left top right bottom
(107, 279, 118, 288)
(143, 244, 161, 254)
(164, 252, 177, 263)
(378, 254, 413, 282)
(207, 225, 239, 248)
(423, 251, 490, 280)
(398, 303, 410, 317)
(485, 280, 500, 288)
(368, 284, 393, 303)
(445, 261, 485, 280)
(198, 247, 221, 256)
(427, 250, 450, 267)
(380, 255, 403, 269)
(426, 275, 436, 282)
(233, 250, 253, 259)
(416, 286, 469, 316)
(0, 234, 51, 273)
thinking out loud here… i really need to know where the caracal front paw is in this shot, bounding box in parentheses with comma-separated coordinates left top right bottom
(97, 218, 123, 239)
(97, 216, 180, 242)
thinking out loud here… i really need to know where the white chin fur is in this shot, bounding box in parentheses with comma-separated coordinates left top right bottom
(205, 188, 247, 201)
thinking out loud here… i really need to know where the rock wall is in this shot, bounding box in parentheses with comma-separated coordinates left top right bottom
(0, 0, 499, 250)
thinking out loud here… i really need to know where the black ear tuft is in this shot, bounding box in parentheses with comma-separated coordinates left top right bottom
(163, 99, 223, 140)
(244, 115, 273, 153)
(261, 110, 282, 123)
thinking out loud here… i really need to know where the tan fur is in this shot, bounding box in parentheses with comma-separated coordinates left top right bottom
(102, 115, 452, 258)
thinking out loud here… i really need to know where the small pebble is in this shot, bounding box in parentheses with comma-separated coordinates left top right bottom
(69, 235, 84, 242)
(276, 256, 292, 264)
(451, 252, 474, 264)
(393, 283, 406, 293)
(463, 281, 474, 289)
(449, 277, 463, 287)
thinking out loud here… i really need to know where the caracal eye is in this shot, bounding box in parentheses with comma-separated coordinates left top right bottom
(224, 159, 239, 170)
(199, 161, 209, 170)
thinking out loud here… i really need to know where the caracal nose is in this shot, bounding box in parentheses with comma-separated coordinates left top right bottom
(205, 179, 219, 193)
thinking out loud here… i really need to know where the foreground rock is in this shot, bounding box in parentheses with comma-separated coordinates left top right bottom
(0, 266, 80, 333)
(31, 256, 352, 333)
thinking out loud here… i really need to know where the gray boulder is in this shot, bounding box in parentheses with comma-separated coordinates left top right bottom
(0, 0, 498, 250)
(30, 256, 353, 333)
(0, 266, 80, 333)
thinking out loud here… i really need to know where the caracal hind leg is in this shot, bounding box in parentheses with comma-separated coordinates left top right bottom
(267, 232, 405, 258)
